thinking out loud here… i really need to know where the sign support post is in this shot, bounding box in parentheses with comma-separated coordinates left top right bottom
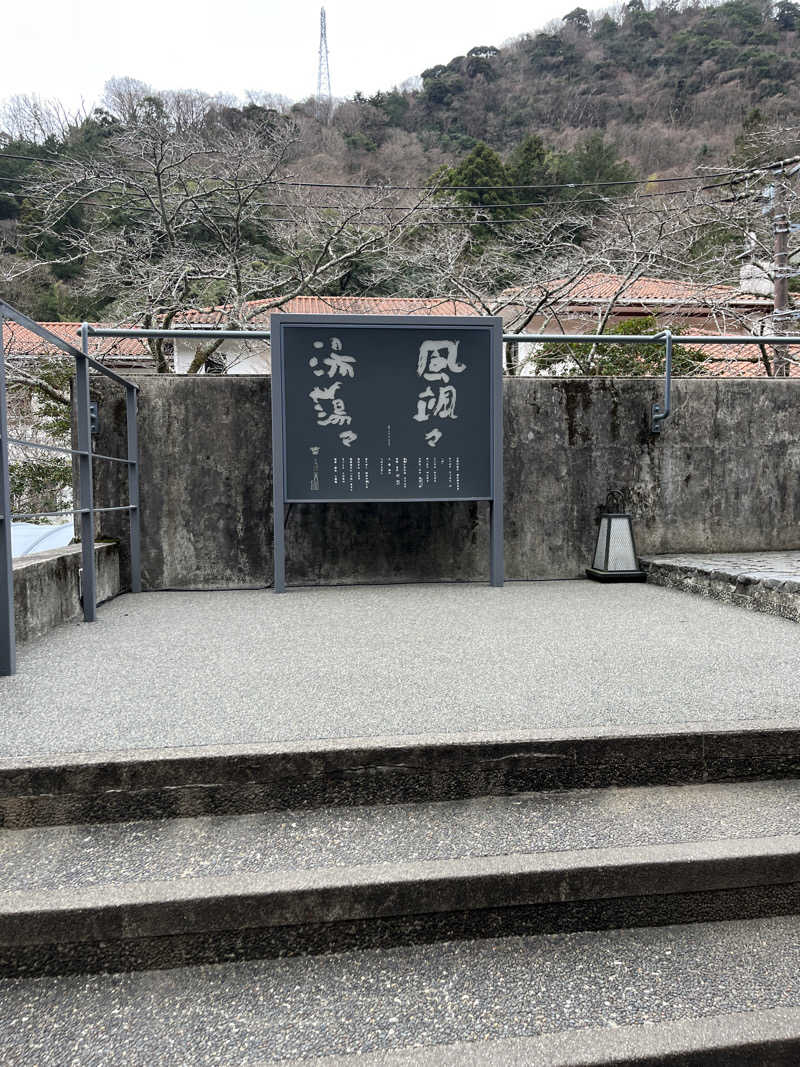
(490, 322, 503, 588)
(271, 334, 287, 594)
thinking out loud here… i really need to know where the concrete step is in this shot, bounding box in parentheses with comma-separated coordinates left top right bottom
(3, 722, 800, 828)
(2, 778, 800, 976)
(641, 551, 800, 623)
(293, 1011, 800, 1066)
(2, 915, 800, 1064)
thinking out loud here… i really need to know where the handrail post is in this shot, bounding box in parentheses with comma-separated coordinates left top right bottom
(77, 323, 97, 621)
(125, 384, 141, 593)
(651, 329, 672, 433)
(0, 313, 16, 675)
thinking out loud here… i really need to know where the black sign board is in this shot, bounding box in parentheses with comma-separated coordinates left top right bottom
(271, 314, 503, 590)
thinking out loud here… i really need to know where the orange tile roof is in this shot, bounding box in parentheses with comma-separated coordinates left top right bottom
(510, 272, 774, 309)
(2, 298, 478, 362)
(691, 342, 800, 378)
(507, 272, 791, 376)
(175, 295, 480, 324)
(2, 320, 150, 361)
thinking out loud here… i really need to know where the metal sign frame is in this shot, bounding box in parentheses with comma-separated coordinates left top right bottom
(271, 313, 504, 593)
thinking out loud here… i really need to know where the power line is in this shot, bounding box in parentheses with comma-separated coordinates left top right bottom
(281, 154, 800, 194)
(0, 172, 757, 213)
(1, 201, 769, 232)
(0, 153, 64, 165)
(0, 150, 753, 192)
(2, 162, 788, 228)
(270, 171, 748, 192)
(254, 154, 800, 192)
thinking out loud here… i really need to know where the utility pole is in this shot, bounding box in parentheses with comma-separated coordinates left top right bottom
(772, 175, 790, 377)
(316, 7, 332, 125)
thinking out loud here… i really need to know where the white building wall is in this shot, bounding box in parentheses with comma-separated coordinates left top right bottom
(739, 262, 774, 299)
(173, 338, 270, 374)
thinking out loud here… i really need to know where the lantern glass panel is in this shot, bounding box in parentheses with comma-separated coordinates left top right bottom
(593, 517, 609, 569)
(607, 516, 637, 571)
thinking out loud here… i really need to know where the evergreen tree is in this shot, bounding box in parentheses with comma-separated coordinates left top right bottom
(506, 135, 550, 202)
(563, 7, 590, 30)
(434, 143, 514, 214)
(775, 0, 800, 29)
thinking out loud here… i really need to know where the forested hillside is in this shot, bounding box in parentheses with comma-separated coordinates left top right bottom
(2, 0, 799, 324)
(300, 0, 800, 182)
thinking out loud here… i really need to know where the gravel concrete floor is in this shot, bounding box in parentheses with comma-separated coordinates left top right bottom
(1, 914, 799, 1065)
(2, 580, 799, 758)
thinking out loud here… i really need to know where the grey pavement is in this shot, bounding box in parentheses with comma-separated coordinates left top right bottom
(1, 914, 799, 1064)
(1, 580, 799, 758)
(3, 778, 800, 894)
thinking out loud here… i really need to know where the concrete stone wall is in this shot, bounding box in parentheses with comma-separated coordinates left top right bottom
(90, 375, 800, 589)
(13, 543, 121, 643)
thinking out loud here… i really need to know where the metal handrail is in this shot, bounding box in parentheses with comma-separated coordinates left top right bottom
(7, 438, 136, 464)
(1, 302, 142, 676)
(88, 322, 800, 440)
(10, 506, 138, 520)
(502, 329, 800, 432)
(87, 318, 800, 440)
(88, 326, 273, 341)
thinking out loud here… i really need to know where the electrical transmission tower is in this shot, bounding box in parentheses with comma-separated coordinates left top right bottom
(316, 7, 332, 124)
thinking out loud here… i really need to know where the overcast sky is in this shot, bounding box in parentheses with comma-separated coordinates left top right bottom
(4, 0, 594, 113)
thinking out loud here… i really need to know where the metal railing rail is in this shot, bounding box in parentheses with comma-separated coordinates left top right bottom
(90, 323, 800, 438)
(1, 301, 141, 676)
(89, 319, 800, 439)
(504, 329, 800, 433)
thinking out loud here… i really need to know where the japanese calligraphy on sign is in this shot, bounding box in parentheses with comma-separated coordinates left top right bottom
(273, 315, 500, 504)
(307, 337, 358, 449)
(412, 339, 465, 447)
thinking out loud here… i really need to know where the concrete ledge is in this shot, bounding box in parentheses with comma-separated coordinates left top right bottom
(12, 542, 121, 644)
(290, 1005, 800, 1066)
(642, 552, 800, 623)
(2, 722, 800, 829)
(1, 836, 799, 976)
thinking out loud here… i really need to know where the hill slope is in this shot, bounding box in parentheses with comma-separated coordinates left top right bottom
(305, 0, 800, 181)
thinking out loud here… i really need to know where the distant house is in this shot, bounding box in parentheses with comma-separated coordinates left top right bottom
(501, 271, 797, 377)
(170, 296, 480, 375)
(4, 280, 795, 381)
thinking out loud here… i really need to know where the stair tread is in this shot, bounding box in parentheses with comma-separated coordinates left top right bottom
(3, 777, 800, 896)
(1, 914, 799, 1064)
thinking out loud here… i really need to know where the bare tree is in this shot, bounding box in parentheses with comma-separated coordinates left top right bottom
(13, 91, 438, 373)
(518, 178, 800, 377)
(0, 94, 88, 143)
(400, 181, 795, 378)
(389, 205, 595, 373)
(3, 346, 73, 515)
(99, 78, 152, 125)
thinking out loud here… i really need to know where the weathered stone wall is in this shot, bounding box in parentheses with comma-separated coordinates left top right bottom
(13, 543, 121, 643)
(90, 375, 800, 589)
